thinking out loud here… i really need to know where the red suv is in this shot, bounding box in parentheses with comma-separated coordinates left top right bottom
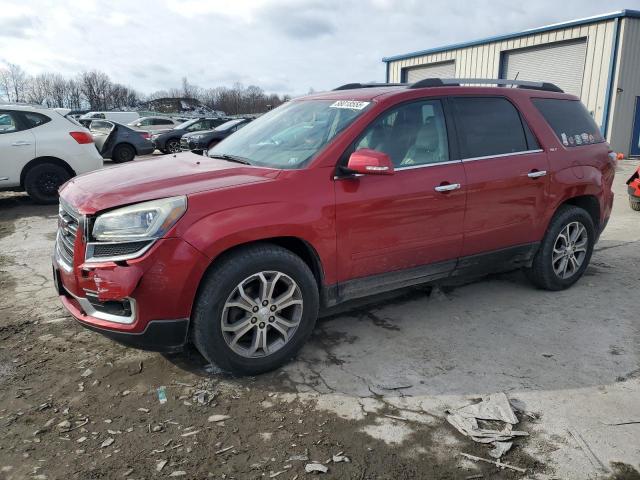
(53, 79, 616, 374)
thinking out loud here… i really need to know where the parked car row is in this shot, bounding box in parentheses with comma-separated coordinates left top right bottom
(180, 118, 252, 154)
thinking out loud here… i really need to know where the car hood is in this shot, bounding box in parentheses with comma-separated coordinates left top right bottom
(60, 152, 280, 215)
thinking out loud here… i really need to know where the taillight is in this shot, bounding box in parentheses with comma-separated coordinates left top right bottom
(139, 132, 151, 140)
(69, 131, 93, 144)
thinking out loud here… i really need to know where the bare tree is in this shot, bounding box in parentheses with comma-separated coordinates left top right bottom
(0, 63, 28, 102)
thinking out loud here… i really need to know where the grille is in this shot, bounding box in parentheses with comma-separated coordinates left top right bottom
(91, 241, 152, 258)
(56, 202, 80, 269)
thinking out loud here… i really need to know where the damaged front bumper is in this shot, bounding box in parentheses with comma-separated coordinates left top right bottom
(53, 236, 209, 352)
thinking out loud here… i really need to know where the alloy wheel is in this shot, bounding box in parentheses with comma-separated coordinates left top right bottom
(552, 221, 588, 279)
(221, 271, 303, 358)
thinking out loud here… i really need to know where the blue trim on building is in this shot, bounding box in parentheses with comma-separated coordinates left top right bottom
(382, 10, 640, 63)
(602, 18, 622, 137)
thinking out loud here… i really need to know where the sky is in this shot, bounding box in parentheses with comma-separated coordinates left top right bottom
(1, 0, 639, 96)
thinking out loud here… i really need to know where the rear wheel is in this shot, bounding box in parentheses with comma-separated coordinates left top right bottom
(630, 195, 640, 211)
(24, 163, 70, 204)
(165, 139, 180, 154)
(525, 205, 595, 290)
(112, 144, 136, 163)
(192, 244, 319, 375)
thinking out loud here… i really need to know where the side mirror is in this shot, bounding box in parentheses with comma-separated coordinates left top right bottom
(346, 149, 394, 175)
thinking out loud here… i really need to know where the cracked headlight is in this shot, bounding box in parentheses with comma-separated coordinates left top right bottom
(92, 196, 187, 242)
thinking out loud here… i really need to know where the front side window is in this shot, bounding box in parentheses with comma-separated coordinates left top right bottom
(354, 99, 449, 167)
(155, 118, 174, 125)
(0, 111, 19, 133)
(208, 100, 370, 169)
(452, 97, 528, 158)
(532, 98, 604, 147)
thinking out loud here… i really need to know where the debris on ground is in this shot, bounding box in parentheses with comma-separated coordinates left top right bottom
(305, 462, 328, 474)
(446, 392, 528, 458)
(460, 452, 526, 473)
(332, 452, 350, 463)
(100, 437, 115, 448)
(208, 414, 231, 423)
(157, 386, 168, 404)
(488, 441, 512, 459)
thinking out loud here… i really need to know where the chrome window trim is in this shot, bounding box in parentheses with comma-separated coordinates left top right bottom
(394, 159, 461, 171)
(84, 240, 156, 263)
(460, 149, 544, 163)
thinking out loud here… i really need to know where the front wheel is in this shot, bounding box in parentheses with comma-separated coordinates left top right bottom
(525, 205, 595, 290)
(630, 195, 640, 211)
(165, 139, 181, 154)
(191, 244, 319, 375)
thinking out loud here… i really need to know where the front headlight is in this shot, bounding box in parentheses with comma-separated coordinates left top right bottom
(92, 196, 187, 242)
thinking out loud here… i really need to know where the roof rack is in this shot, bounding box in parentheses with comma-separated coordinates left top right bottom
(409, 78, 564, 93)
(333, 82, 406, 91)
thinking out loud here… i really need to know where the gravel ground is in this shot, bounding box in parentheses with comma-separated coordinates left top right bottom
(0, 159, 639, 480)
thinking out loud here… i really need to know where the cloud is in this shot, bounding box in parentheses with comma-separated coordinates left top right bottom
(259, 3, 336, 39)
(0, 14, 38, 38)
(2, 0, 640, 96)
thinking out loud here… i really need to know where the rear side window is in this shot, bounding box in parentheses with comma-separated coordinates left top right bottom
(452, 97, 531, 158)
(532, 98, 604, 147)
(0, 111, 19, 133)
(22, 112, 51, 129)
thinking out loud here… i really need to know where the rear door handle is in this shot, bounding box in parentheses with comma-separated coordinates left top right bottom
(434, 183, 461, 192)
(11, 141, 31, 146)
(527, 170, 547, 178)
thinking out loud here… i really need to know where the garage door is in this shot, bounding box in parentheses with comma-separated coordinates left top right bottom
(501, 39, 587, 96)
(405, 61, 456, 83)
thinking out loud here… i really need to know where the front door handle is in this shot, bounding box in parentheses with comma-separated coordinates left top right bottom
(434, 183, 461, 192)
(11, 141, 31, 146)
(527, 170, 547, 178)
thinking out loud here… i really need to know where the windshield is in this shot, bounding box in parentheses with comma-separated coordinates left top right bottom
(175, 119, 198, 130)
(207, 99, 370, 169)
(214, 119, 246, 131)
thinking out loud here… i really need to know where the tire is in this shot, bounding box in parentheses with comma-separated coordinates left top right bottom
(525, 205, 595, 291)
(24, 163, 71, 204)
(112, 144, 136, 163)
(630, 195, 640, 211)
(166, 139, 181, 154)
(191, 243, 319, 375)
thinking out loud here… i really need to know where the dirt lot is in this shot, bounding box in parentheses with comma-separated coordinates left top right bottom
(0, 159, 639, 480)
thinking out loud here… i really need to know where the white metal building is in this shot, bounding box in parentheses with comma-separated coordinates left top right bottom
(383, 10, 640, 157)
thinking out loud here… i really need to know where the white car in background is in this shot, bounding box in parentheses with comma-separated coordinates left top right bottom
(78, 111, 139, 127)
(0, 104, 103, 204)
(127, 116, 181, 133)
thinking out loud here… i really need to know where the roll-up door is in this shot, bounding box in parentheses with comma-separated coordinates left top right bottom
(405, 61, 456, 83)
(501, 39, 587, 96)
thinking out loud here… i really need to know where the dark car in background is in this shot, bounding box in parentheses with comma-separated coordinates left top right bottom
(89, 120, 154, 163)
(181, 118, 252, 154)
(152, 118, 229, 154)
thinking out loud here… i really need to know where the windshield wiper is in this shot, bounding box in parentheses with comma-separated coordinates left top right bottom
(208, 153, 252, 165)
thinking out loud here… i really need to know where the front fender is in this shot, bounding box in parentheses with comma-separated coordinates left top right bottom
(181, 201, 337, 284)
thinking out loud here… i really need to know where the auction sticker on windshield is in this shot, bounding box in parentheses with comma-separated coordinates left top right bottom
(330, 100, 370, 110)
